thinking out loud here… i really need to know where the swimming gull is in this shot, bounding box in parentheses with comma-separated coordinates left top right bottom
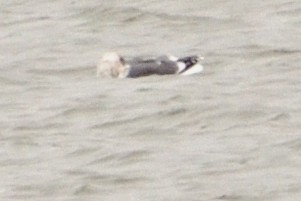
(96, 52, 204, 78)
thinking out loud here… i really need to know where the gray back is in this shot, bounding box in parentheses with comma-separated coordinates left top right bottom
(127, 56, 178, 78)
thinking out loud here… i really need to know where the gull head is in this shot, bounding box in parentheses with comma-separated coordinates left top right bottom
(96, 52, 127, 78)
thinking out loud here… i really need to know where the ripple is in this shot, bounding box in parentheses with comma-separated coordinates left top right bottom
(88, 150, 150, 166)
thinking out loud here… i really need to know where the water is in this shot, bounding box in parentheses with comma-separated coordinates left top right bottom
(1, 0, 301, 200)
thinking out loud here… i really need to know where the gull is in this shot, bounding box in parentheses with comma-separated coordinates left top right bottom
(97, 52, 204, 78)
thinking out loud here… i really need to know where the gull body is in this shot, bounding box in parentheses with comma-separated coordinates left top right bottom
(97, 52, 204, 78)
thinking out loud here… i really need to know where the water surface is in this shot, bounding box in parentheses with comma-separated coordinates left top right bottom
(1, 0, 301, 200)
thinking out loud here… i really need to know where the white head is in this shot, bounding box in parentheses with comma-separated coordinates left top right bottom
(96, 52, 128, 78)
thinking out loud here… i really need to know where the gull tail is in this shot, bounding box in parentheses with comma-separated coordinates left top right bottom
(177, 56, 204, 75)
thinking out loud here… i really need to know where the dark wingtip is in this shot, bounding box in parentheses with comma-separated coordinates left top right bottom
(177, 55, 204, 74)
(178, 56, 199, 66)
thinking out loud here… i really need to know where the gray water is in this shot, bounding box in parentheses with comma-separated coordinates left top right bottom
(1, 0, 301, 200)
